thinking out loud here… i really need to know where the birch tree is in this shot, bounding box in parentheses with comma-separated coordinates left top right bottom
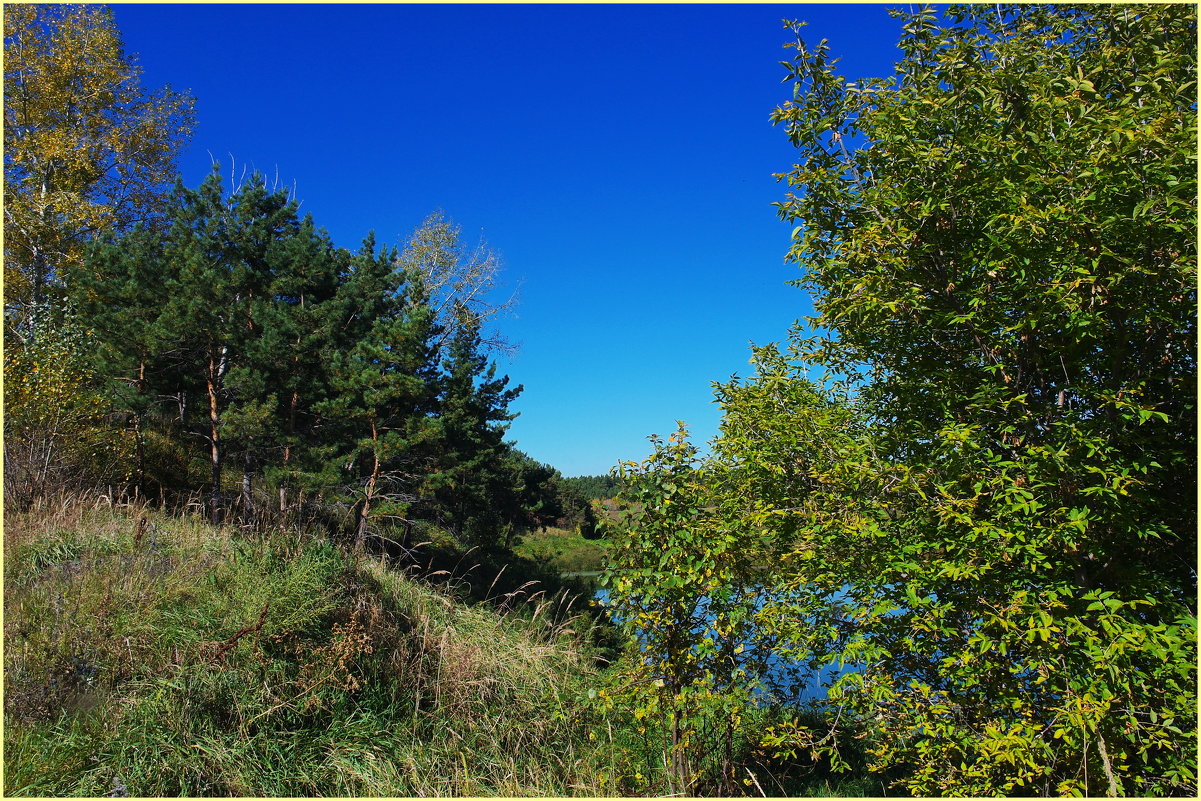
(4, 3, 194, 331)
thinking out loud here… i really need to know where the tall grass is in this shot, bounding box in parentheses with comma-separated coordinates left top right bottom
(4, 495, 621, 796)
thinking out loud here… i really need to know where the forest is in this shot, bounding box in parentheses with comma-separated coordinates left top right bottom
(11, 170, 600, 549)
(5, 3, 1197, 797)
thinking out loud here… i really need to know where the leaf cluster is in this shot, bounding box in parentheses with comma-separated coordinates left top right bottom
(4, 4, 195, 324)
(758, 6, 1197, 794)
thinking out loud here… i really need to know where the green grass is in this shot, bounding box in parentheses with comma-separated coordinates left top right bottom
(3, 499, 622, 796)
(512, 525, 611, 575)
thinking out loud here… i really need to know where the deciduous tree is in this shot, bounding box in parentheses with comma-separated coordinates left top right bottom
(600, 425, 780, 796)
(395, 211, 516, 354)
(758, 4, 1196, 794)
(4, 3, 194, 329)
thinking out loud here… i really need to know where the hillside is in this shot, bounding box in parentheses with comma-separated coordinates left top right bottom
(3, 497, 622, 796)
(6, 4, 1194, 795)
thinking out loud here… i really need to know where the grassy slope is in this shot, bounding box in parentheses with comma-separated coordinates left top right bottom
(512, 525, 611, 575)
(3, 499, 621, 797)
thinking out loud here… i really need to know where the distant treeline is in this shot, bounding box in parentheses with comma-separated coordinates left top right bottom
(562, 474, 620, 501)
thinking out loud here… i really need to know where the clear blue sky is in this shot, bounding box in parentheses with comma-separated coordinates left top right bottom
(113, 3, 906, 477)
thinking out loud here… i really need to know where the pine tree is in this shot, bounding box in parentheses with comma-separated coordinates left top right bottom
(79, 168, 309, 523)
(219, 175, 309, 518)
(429, 305, 521, 546)
(74, 225, 171, 498)
(255, 215, 346, 515)
(315, 239, 441, 549)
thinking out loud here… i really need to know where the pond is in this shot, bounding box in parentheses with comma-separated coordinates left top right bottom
(592, 587, 861, 705)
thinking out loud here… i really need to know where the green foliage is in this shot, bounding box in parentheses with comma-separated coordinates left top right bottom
(69, 170, 544, 545)
(599, 5, 1196, 796)
(74, 169, 327, 520)
(562, 474, 621, 502)
(599, 425, 781, 796)
(746, 4, 1197, 795)
(425, 308, 523, 547)
(2, 310, 128, 505)
(7, 5, 544, 551)
(513, 525, 609, 575)
(315, 236, 440, 547)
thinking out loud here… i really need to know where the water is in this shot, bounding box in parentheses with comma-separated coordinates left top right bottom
(593, 587, 860, 705)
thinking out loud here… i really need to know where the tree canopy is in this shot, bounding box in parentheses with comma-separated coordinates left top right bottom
(59, 167, 552, 550)
(603, 4, 1196, 795)
(3, 3, 195, 329)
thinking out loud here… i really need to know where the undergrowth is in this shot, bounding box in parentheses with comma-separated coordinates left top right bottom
(3, 496, 621, 796)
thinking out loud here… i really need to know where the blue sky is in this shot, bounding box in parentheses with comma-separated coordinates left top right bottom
(113, 3, 906, 477)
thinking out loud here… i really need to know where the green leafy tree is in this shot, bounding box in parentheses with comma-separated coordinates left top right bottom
(756, 4, 1196, 794)
(2, 309, 126, 505)
(4, 3, 193, 505)
(219, 176, 337, 518)
(599, 425, 783, 796)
